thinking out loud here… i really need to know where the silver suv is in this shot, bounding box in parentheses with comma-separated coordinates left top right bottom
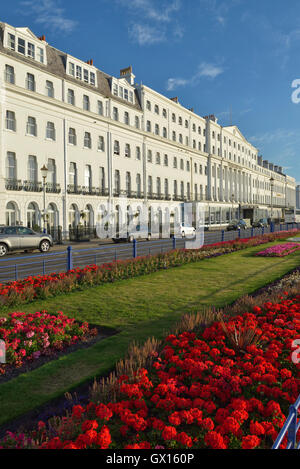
(0, 226, 53, 256)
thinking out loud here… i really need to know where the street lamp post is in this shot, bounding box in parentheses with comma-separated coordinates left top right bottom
(231, 193, 235, 221)
(41, 164, 48, 233)
(270, 177, 274, 221)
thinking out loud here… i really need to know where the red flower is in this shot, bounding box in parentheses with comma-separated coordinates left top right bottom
(241, 435, 261, 449)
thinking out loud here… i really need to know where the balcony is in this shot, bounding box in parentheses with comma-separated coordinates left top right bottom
(81, 186, 99, 196)
(173, 195, 185, 202)
(5, 178, 22, 191)
(67, 184, 82, 194)
(23, 180, 42, 192)
(46, 182, 61, 193)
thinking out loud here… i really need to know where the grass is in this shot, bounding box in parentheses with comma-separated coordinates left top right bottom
(0, 240, 300, 427)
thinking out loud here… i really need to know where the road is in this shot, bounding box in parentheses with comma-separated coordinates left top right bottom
(0, 224, 296, 283)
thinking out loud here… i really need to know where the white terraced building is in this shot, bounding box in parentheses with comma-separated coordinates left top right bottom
(0, 22, 296, 238)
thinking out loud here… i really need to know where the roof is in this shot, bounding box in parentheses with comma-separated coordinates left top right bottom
(0, 22, 142, 112)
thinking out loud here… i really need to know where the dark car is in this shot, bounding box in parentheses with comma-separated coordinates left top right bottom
(252, 218, 269, 228)
(226, 219, 247, 231)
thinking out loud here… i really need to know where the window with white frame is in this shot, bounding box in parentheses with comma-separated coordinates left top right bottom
(27, 155, 37, 182)
(18, 37, 25, 54)
(69, 162, 77, 186)
(124, 111, 130, 125)
(27, 116, 37, 136)
(164, 154, 168, 166)
(27, 42, 35, 59)
(47, 159, 56, 184)
(98, 136, 105, 151)
(136, 174, 141, 196)
(125, 144, 131, 158)
(84, 132, 92, 148)
(113, 107, 119, 121)
(83, 95, 90, 111)
(26, 73, 35, 91)
(156, 152, 161, 165)
(85, 165, 92, 189)
(146, 121, 151, 132)
(46, 122, 55, 140)
(173, 157, 177, 168)
(135, 116, 140, 129)
(76, 65, 82, 80)
(155, 124, 159, 135)
(98, 100, 103, 115)
(163, 127, 167, 138)
(136, 146, 141, 160)
(67, 89, 75, 105)
(6, 111, 16, 131)
(46, 80, 54, 98)
(6, 152, 17, 180)
(5, 65, 15, 84)
(147, 150, 152, 163)
(100, 167, 105, 191)
(114, 140, 120, 155)
(68, 128, 77, 145)
(7, 33, 15, 50)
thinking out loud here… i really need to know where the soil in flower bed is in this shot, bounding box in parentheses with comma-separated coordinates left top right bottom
(0, 322, 118, 386)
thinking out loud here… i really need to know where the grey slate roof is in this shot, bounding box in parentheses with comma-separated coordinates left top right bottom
(0, 23, 142, 112)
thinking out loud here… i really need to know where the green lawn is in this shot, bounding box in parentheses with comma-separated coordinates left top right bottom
(0, 241, 299, 427)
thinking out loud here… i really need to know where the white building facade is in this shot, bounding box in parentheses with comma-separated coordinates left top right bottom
(0, 22, 296, 237)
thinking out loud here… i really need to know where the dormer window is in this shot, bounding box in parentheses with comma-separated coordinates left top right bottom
(8, 33, 15, 50)
(18, 38, 25, 55)
(27, 42, 35, 59)
(76, 65, 82, 80)
(5, 29, 46, 64)
(69, 62, 75, 76)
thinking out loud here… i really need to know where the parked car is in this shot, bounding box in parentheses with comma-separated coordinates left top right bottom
(178, 223, 196, 238)
(252, 218, 269, 228)
(226, 219, 247, 231)
(0, 226, 53, 256)
(112, 224, 151, 243)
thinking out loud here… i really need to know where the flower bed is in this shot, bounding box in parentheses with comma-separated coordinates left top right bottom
(256, 243, 300, 257)
(0, 231, 299, 308)
(0, 311, 97, 376)
(2, 294, 300, 449)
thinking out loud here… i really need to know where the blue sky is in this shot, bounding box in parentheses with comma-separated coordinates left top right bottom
(2, 0, 300, 182)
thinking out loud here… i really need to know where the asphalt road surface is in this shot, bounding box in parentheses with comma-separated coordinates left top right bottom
(0, 224, 293, 283)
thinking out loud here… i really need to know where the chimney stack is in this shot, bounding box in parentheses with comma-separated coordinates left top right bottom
(120, 66, 135, 85)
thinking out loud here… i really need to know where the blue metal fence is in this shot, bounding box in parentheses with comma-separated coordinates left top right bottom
(0, 223, 299, 284)
(272, 395, 300, 449)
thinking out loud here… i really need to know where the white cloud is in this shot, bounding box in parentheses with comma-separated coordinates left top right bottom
(166, 62, 224, 90)
(249, 129, 299, 145)
(116, 0, 183, 45)
(19, 0, 77, 34)
(199, 0, 242, 27)
(118, 0, 181, 22)
(197, 62, 224, 79)
(166, 78, 190, 91)
(129, 23, 165, 46)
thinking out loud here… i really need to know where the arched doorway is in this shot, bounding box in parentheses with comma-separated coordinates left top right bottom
(6, 201, 19, 226)
(27, 202, 40, 230)
(69, 203, 79, 227)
